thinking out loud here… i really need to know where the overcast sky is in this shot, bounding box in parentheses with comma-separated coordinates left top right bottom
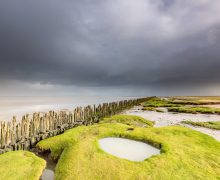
(0, 0, 220, 96)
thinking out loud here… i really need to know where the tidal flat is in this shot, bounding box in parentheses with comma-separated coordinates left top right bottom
(0, 96, 220, 179)
(36, 116, 220, 180)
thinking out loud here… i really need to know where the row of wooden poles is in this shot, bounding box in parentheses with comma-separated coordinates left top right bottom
(0, 98, 149, 153)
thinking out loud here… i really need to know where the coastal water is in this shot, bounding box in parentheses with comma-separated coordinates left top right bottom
(0, 96, 136, 121)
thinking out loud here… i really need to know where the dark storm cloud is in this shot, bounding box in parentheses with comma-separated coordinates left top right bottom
(1, 0, 220, 94)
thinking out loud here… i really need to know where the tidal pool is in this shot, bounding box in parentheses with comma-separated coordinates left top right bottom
(98, 137, 160, 162)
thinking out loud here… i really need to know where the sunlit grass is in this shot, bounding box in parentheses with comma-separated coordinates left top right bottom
(142, 97, 220, 115)
(37, 115, 220, 180)
(168, 106, 220, 114)
(142, 97, 179, 108)
(182, 120, 220, 130)
(101, 114, 154, 127)
(142, 96, 218, 108)
(0, 151, 46, 180)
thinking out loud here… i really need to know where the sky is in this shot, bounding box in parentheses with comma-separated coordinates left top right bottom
(0, 0, 220, 96)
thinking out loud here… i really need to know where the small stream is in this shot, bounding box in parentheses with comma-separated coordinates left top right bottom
(38, 153, 56, 180)
(31, 149, 56, 180)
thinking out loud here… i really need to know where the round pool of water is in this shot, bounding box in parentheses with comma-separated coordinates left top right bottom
(98, 137, 160, 162)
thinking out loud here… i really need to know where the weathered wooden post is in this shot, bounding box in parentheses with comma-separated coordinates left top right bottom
(0, 97, 147, 153)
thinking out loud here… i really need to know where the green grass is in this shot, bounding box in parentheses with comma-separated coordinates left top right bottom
(101, 115, 154, 127)
(171, 96, 220, 102)
(168, 106, 220, 114)
(182, 121, 220, 130)
(0, 151, 46, 180)
(142, 97, 179, 108)
(37, 115, 220, 180)
(142, 106, 156, 111)
(142, 97, 220, 113)
(142, 97, 220, 111)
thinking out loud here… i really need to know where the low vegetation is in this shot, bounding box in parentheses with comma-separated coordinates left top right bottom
(142, 106, 156, 111)
(142, 97, 220, 115)
(0, 151, 46, 180)
(142, 97, 179, 108)
(37, 115, 220, 180)
(142, 97, 220, 108)
(182, 120, 220, 130)
(142, 97, 206, 110)
(101, 115, 154, 127)
(172, 96, 220, 103)
(168, 106, 220, 114)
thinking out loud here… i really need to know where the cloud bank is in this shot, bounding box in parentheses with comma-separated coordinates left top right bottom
(0, 0, 220, 95)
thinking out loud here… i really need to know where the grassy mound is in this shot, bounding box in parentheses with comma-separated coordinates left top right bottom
(182, 121, 220, 130)
(37, 119, 220, 180)
(0, 151, 46, 180)
(101, 115, 154, 127)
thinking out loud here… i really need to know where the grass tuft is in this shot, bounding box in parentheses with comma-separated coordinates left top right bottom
(101, 114, 155, 127)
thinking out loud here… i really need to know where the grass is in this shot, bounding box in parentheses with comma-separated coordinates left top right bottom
(168, 106, 220, 114)
(141, 97, 220, 115)
(182, 121, 220, 130)
(101, 115, 154, 127)
(142, 97, 220, 112)
(0, 151, 46, 180)
(171, 96, 220, 102)
(37, 115, 220, 180)
(142, 97, 179, 108)
(142, 106, 156, 111)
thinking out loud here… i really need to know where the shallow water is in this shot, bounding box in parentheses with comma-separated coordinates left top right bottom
(35, 152, 56, 180)
(41, 169, 54, 180)
(98, 137, 160, 162)
(0, 96, 135, 121)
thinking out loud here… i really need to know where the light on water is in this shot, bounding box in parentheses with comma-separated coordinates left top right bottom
(98, 137, 160, 162)
(0, 96, 135, 121)
(41, 169, 54, 180)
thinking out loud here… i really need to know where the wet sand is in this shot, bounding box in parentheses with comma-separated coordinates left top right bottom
(124, 106, 220, 141)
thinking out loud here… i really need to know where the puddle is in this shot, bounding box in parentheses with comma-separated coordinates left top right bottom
(98, 137, 160, 162)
